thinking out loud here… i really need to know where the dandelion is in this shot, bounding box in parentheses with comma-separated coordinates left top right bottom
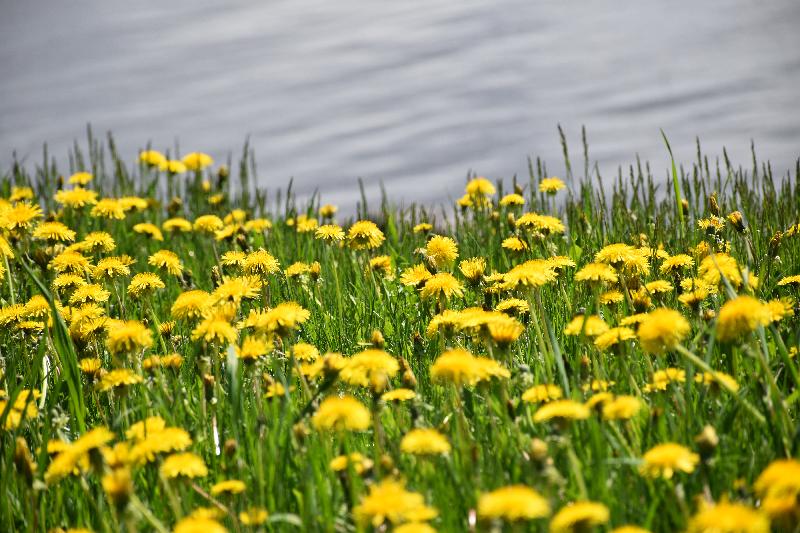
(575, 262, 618, 284)
(465, 176, 496, 197)
(163, 217, 193, 233)
(98, 369, 144, 392)
(182, 152, 214, 170)
(522, 384, 563, 403)
(243, 249, 281, 277)
(312, 395, 371, 432)
(602, 395, 642, 420)
(348, 220, 385, 250)
(174, 517, 228, 533)
(594, 327, 636, 350)
(239, 508, 269, 526)
(160, 452, 208, 479)
(637, 308, 690, 354)
(400, 428, 451, 455)
(0, 202, 42, 230)
(420, 272, 463, 301)
(353, 478, 438, 526)
(516, 212, 566, 234)
(236, 336, 270, 362)
(424, 235, 458, 269)
(563, 315, 609, 337)
(639, 443, 699, 479)
(315, 224, 345, 242)
(478, 485, 551, 522)
(413, 222, 433, 234)
(500, 193, 525, 206)
(381, 388, 417, 402)
(754, 459, 800, 519)
(716, 296, 771, 342)
(550, 502, 610, 533)
(533, 400, 590, 423)
(539, 177, 566, 194)
(140, 149, 167, 167)
(340, 349, 400, 391)
(171, 290, 212, 320)
(127, 272, 165, 298)
(33, 221, 76, 242)
(502, 236, 528, 252)
(193, 215, 224, 233)
(91, 198, 126, 220)
(686, 502, 769, 533)
(148, 250, 184, 276)
(210, 479, 246, 496)
(55, 187, 98, 208)
(69, 284, 111, 305)
(430, 348, 509, 386)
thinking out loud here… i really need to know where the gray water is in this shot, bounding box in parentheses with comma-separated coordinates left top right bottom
(2, 1, 799, 209)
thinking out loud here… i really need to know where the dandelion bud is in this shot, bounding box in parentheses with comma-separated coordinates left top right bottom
(727, 211, 745, 233)
(491, 211, 500, 221)
(309, 261, 321, 281)
(506, 213, 516, 230)
(769, 231, 782, 255)
(14, 438, 36, 486)
(695, 425, 719, 459)
(370, 330, 385, 349)
(681, 198, 690, 213)
(167, 196, 183, 216)
(217, 164, 229, 180)
(201, 179, 212, 193)
(211, 265, 223, 288)
(102, 468, 133, 509)
(293, 421, 310, 443)
(708, 193, 720, 216)
(380, 454, 395, 472)
(514, 183, 524, 195)
(530, 438, 549, 462)
(224, 439, 238, 457)
(702, 309, 716, 322)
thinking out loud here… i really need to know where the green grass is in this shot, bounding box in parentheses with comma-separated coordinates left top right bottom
(1, 131, 799, 533)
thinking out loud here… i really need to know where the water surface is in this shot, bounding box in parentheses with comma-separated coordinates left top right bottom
(2, 0, 799, 208)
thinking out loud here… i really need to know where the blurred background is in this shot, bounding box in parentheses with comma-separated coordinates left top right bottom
(1, 0, 799, 210)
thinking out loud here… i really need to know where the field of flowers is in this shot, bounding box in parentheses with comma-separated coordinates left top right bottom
(1, 137, 799, 532)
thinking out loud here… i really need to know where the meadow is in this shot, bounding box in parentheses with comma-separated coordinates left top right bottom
(1, 133, 799, 532)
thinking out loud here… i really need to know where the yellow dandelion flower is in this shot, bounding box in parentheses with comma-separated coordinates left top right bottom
(98, 369, 144, 392)
(90, 198, 126, 220)
(686, 502, 769, 533)
(637, 308, 690, 354)
(602, 395, 642, 420)
(353, 478, 438, 527)
(55, 187, 98, 208)
(182, 152, 214, 170)
(425, 235, 458, 269)
(160, 452, 208, 479)
(127, 272, 165, 298)
(533, 400, 590, 423)
(315, 224, 345, 242)
(171, 290, 212, 320)
(400, 428, 451, 455)
(478, 485, 551, 522)
(639, 442, 699, 479)
(522, 384, 563, 403)
(312, 395, 371, 432)
(550, 502, 610, 533)
(348, 220, 385, 250)
(594, 327, 635, 350)
(163, 217, 193, 233)
(148, 250, 184, 276)
(716, 296, 771, 342)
